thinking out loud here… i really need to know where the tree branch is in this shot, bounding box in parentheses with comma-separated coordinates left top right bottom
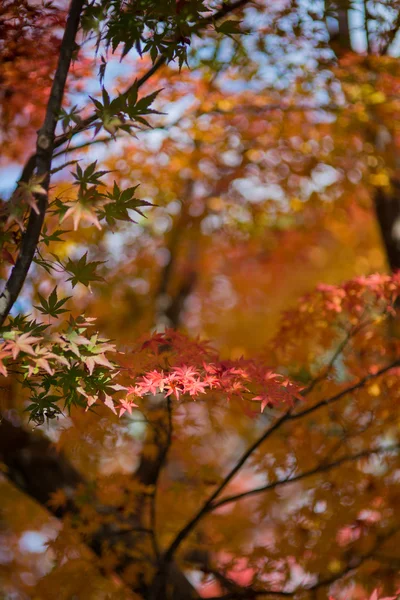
(300, 324, 360, 396)
(291, 357, 400, 421)
(149, 397, 173, 559)
(0, 0, 84, 326)
(300, 525, 400, 598)
(210, 443, 400, 510)
(380, 10, 400, 55)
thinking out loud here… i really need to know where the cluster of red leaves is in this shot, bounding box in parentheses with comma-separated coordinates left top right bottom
(117, 330, 302, 416)
(274, 273, 400, 360)
(0, 323, 302, 418)
(3, 274, 400, 419)
(285, 273, 400, 325)
(315, 274, 400, 315)
(123, 357, 302, 416)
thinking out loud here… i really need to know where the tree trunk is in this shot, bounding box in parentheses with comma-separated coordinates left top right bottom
(325, 1, 400, 272)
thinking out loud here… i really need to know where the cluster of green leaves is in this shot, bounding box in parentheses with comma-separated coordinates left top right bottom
(90, 86, 163, 136)
(95, 0, 210, 64)
(50, 160, 151, 232)
(0, 301, 123, 425)
(58, 105, 83, 136)
(34, 250, 105, 288)
(65, 253, 105, 288)
(101, 181, 151, 226)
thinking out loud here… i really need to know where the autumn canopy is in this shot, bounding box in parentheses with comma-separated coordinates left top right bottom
(2, 0, 400, 598)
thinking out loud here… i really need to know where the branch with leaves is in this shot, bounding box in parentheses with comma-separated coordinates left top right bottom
(0, 0, 84, 326)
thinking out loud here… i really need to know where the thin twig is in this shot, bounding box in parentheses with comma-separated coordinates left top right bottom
(52, 136, 114, 158)
(206, 525, 400, 599)
(205, 509, 400, 600)
(291, 357, 400, 421)
(301, 325, 358, 396)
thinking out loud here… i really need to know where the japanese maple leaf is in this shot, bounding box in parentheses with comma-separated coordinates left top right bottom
(6, 333, 41, 359)
(223, 378, 248, 396)
(48, 489, 68, 510)
(102, 393, 117, 415)
(61, 197, 102, 230)
(78, 387, 97, 409)
(65, 253, 105, 288)
(185, 378, 207, 397)
(252, 394, 272, 412)
(172, 365, 199, 381)
(140, 332, 169, 354)
(118, 398, 138, 417)
(84, 352, 114, 375)
(136, 370, 166, 395)
(203, 373, 220, 389)
(29, 347, 70, 376)
(164, 378, 184, 400)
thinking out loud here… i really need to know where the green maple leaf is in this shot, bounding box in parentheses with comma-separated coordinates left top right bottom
(34, 286, 71, 318)
(65, 253, 105, 288)
(101, 182, 152, 226)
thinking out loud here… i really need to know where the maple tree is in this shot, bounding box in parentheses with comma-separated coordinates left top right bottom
(3, 0, 400, 598)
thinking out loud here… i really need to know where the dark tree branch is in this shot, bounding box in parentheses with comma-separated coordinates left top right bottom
(374, 181, 400, 272)
(208, 590, 292, 599)
(380, 10, 400, 55)
(52, 135, 114, 158)
(291, 357, 400, 421)
(0, 0, 84, 326)
(202, 515, 400, 600)
(362, 0, 371, 54)
(206, 523, 399, 599)
(142, 397, 173, 560)
(150, 396, 173, 558)
(300, 525, 400, 598)
(324, 0, 353, 56)
(208, 590, 293, 599)
(300, 323, 360, 396)
(210, 444, 400, 510)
